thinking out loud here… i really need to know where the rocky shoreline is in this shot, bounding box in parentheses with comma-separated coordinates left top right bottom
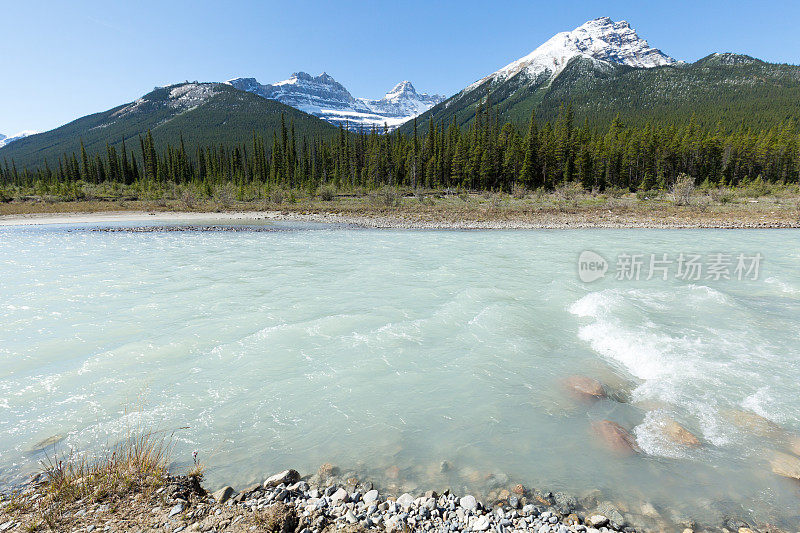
(0, 208, 799, 230)
(0, 461, 777, 533)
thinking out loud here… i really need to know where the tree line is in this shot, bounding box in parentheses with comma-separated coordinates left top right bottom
(2, 103, 799, 194)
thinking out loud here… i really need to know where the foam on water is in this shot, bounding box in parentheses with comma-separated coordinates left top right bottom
(569, 281, 800, 457)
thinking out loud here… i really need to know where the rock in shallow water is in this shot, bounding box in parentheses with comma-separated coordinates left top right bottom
(263, 469, 299, 488)
(564, 376, 606, 400)
(724, 409, 782, 437)
(26, 434, 64, 455)
(592, 420, 641, 455)
(663, 419, 702, 447)
(769, 450, 800, 479)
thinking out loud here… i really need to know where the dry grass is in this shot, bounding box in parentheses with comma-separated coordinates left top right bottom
(5, 429, 175, 531)
(42, 429, 172, 505)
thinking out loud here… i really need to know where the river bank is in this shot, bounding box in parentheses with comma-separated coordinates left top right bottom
(0, 203, 798, 229)
(0, 462, 755, 533)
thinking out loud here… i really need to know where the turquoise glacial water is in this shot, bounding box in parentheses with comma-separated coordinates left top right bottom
(1, 222, 799, 527)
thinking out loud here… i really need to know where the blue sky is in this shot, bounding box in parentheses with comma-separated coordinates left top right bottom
(2, 0, 799, 135)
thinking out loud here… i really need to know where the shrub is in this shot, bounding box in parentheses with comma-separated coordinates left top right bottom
(742, 176, 771, 198)
(511, 183, 528, 199)
(672, 173, 696, 206)
(270, 189, 285, 205)
(317, 184, 336, 201)
(373, 186, 400, 207)
(554, 182, 583, 209)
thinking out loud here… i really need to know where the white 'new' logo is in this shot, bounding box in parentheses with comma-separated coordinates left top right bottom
(578, 250, 608, 282)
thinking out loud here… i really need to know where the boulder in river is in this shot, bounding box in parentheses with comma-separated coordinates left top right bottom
(592, 420, 641, 455)
(662, 419, 702, 447)
(724, 409, 782, 437)
(564, 375, 606, 400)
(785, 434, 800, 457)
(769, 450, 800, 480)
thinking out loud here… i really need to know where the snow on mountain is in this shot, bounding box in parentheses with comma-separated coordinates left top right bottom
(228, 73, 444, 130)
(111, 83, 223, 120)
(471, 17, 676, 89)
(0, 130, 37, 148)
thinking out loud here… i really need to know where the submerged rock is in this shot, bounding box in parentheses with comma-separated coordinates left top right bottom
(592, 420, 641, 455)
(316, 462, 338, 481)
(663, 419, 702, 447)
(553, 491, 577, 514)
(564, 375, 607, 400)
(725, 409, 782, 437)
(384, 465, 400, 479)
(769, 450, 800, 479)
(785, 434, 800, 457)
(26, 434, 64, 454)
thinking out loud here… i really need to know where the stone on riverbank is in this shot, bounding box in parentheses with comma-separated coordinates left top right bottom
(264, 469, 299, 488)
(459, 494, 478, 511)
(212, 486, 235, 504)
(586, 514, 609, 527)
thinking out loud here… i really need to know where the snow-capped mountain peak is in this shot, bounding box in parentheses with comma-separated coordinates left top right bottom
(359, 81, 444, 120)
(227, 73, 444, 131)
(0, 130, 38, 148)
(476, 17, 676, 87)
(385, 81, 417, 99)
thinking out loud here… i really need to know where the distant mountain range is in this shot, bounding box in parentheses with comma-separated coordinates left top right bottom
(228, 73, 444, 131)
(4, 16, 800, 168)
(0, 83, 338, 169)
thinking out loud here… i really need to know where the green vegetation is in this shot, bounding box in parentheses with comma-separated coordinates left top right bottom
(404, 54, 800, 133)
(2, 100, 798, 200)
